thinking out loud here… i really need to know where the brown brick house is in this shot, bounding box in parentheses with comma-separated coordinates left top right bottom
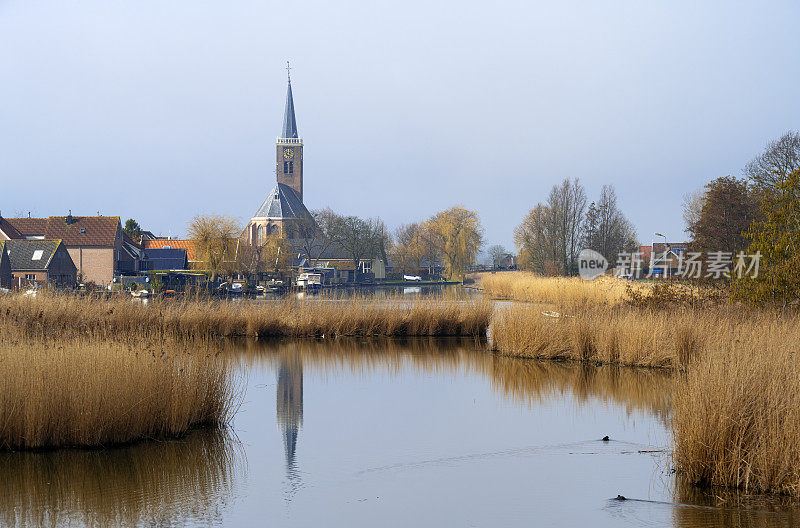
(0, 242, 11, 289)
(5, 239, 77, 288)
(0, 215, 133, 285)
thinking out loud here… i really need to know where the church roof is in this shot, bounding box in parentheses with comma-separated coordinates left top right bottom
(252, 183, 310, 220)
(281, 80, 298, 139)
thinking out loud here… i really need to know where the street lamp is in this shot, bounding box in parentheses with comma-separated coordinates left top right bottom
(654, 232, 668, 278)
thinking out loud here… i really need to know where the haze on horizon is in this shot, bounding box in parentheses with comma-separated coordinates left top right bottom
(1, 0, 799, 251)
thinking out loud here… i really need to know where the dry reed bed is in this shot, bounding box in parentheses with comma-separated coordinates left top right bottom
(491, 303, 800, 369)
(0, 293, 492, 340)
(673, 343, 800, 497)
(492, 299, 800, 496)
(0, 325, 237, 450)
(478, 271, 639, 307)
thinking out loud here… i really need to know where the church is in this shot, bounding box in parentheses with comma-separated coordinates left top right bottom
(244, 68, 387, 281)
(246, 68, 311, 245)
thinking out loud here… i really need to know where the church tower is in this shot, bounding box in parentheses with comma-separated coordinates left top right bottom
(247, 64, 312, 245)
(277, 64, 303, 202)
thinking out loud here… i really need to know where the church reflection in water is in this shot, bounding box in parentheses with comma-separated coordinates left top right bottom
(276, 354, 304, 499)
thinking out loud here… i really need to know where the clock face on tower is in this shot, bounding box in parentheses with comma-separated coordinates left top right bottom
(283, 148, 295, 160)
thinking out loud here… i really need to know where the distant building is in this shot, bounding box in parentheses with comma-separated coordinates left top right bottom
(0, 242, 11, 289)
(140, 248, 188, 271)
(0, 214, 132, 285)
(4, 239, 77, 289)
(639, 242, 688, 277)
(142, 239, 199, 268)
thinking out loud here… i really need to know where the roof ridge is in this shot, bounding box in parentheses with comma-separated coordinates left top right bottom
(42, 240, 62, 268)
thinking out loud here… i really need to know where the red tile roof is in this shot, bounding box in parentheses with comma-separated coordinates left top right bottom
(0, 218, 23, 239)
(44, 216, 121, 246)
(3, 216, 121, 247)
(143, 239, 198, 261)
(3, 218, 48, 237)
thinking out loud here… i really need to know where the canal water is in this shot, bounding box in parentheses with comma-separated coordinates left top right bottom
(2, 338, 799, 527)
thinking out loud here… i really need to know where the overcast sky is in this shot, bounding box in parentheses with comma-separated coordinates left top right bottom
(2, 0, 799, 250)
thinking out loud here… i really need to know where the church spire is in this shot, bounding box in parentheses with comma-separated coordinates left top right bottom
(281, 61, 298, 139)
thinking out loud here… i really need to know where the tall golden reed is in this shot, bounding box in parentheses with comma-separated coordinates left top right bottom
(673, 343, 800, 496)
(479, 271, 636, 307)
(0, 324, 237, 450)
(0, 292, 492, 340)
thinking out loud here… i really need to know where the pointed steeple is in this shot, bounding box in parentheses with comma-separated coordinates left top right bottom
(281, 62, 298, 139)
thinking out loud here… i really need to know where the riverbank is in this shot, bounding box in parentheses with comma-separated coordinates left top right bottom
(483, 272, 800, 497)
(0, 291, 492, 340)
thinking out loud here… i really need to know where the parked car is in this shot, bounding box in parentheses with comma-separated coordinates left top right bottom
(403, 275, 422, 282)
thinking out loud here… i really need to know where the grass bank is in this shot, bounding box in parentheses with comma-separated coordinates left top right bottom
(0, 324, 237, 450)
(0, 292, 491, 340)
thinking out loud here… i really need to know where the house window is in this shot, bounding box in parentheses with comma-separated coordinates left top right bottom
(79, 228, 86, 234)
(283, 161, 289, 173)
(361, 261, 372, 274)
(31, 250, 43, 261)
(25, 274, 36, 280)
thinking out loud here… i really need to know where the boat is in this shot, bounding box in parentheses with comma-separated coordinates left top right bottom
(296, 272, 322, 291)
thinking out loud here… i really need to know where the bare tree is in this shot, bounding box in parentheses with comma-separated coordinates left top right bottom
(682, 188, 705, 235)
(187, 214, 241, 281)
(744, 130, 800, 194)
(297, 207, 335, 265)
(487, 244, 508, 268)
(237, 241, 263, 279)
(547, 178, 586, 275)
(583, 185, 637, 263)
(327, 213, 389, 282)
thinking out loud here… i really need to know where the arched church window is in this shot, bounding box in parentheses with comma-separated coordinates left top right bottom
(268, 224, 279, 236)
(288, 162, 293, 174)
(257, 225, 265, 243)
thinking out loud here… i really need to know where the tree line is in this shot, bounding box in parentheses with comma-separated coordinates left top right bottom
(683, 130, 800, 305)
(513, 180, 637, 276)
(182, 205, 484, 283)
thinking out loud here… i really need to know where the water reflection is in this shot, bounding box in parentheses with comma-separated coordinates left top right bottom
(277, 354, 304, 500)
(671, 478, 800, 528)
(0, 428, 243, 528)
(237, 337, 673, 421)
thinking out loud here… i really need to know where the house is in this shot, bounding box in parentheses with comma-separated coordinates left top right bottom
(0, 214, 131, 285)
(640, 242, 688, 277)
(4, 239, 77, 289)
(496, 253, 517, 270)
(140, 248, 188, 271)
(0, 242, 11, 289)
(142, 239, 199, 268)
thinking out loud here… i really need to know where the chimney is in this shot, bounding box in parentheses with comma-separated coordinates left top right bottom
(27, 211, 31, 218)
(66, 210, 73, 225)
